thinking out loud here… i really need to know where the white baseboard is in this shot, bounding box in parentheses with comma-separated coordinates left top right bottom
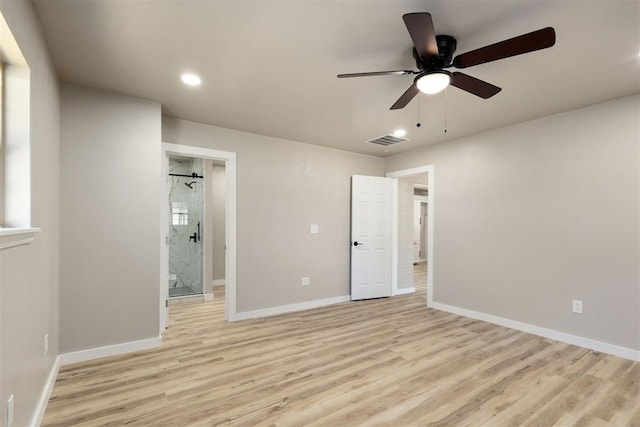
(235, 295, 351, 321)
(29, 355, 61, 427)
(394, 287, 415, 296)
(204, 293, 214, 301)
(431, 301, 640, 362)
(212, 279, 225, 287)
(59, 336, 162, 366)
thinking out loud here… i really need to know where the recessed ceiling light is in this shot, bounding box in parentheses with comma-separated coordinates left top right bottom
(393, 129, 407, 138)
(181, 73, 202, 87)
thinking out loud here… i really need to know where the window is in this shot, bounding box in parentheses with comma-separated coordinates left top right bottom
(0, 62, 4, 227)
(171, 202, 189, 225)
(0, 10, 38, 249)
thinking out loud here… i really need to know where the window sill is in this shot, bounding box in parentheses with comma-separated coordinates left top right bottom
(0, 227, 40, 250)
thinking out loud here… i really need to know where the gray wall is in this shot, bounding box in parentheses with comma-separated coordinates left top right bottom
(386, 94, 640, 350)
(163, 118, 384, 312)
(210, 164, 226, 282)
(204, 160, 213, 293)
(203, 161, 225, 293)
(60, 85, 161, 352)
(0, 1, 60, 425)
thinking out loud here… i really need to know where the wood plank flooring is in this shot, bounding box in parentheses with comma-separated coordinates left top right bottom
(414, 261, 427, 291)
(43, 277, 639, 426)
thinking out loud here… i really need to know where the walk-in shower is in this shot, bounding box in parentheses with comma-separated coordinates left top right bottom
(168, 158, 204, 298)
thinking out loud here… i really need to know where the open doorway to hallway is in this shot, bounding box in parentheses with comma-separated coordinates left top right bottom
(397, 173, 429, 297)
(413, 183, 428, 295)
(387, 165, 434, 306)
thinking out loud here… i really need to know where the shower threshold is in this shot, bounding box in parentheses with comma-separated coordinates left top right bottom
(169, 286, 202, 298)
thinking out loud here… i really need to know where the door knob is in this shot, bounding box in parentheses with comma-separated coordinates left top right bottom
(353, 241, 361, 246)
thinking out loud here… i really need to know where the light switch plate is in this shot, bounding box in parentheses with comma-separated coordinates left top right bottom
(572, 300, 583, 314)
(310, 224, 319, 234)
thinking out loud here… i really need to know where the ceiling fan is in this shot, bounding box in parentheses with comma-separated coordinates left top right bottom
(337, 13, 556, 110)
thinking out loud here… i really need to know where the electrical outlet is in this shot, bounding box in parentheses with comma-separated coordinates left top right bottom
(302, 277, 310, 286)
(572, 300, 583, 314)
(310, 224, 319, 234)
(44, 334, 49, 356)
(7, 394, 14, 426)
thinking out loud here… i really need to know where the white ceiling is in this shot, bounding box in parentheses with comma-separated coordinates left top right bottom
(33, 0, 640, 157)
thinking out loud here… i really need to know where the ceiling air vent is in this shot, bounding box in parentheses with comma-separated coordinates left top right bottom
(367, 134, 409, 147)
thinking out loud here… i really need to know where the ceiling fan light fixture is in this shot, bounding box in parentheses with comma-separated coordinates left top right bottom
(415, 71, 451, 94)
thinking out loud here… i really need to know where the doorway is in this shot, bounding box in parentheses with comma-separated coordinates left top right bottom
(387, 165, 434, 306)
(413, 190, 428, 294)
(167, 156, 205, 299)
(160, 143, 237, 331)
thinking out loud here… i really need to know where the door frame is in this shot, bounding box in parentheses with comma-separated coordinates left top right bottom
(386, 165, 434, 307)
(161, 143, 237, 330)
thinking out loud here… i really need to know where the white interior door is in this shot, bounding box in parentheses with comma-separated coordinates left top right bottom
(351, 175, 393, 300)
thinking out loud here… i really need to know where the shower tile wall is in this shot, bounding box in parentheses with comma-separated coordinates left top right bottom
(169, 158, 204, 296)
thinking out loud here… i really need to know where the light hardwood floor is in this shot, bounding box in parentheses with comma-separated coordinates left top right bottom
(43, 278, 639, 426)
(414, 261, 427, 292)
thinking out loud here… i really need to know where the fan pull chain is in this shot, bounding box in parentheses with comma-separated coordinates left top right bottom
(444, 87, 448, 133)
(416, 93, 421, 128)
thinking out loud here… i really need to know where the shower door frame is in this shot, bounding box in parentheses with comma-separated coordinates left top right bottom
(160, 143, 237, 330)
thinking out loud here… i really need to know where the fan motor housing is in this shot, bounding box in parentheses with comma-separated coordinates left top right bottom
(413, 35, 457, 70)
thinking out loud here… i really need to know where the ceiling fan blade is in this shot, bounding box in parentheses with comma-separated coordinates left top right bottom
(403, 12, 439, 59)
(450, 72, 501, 99)
(390, 84, 420, 110)
(452, 27, 556, 69)
(337, 70, 414, 78)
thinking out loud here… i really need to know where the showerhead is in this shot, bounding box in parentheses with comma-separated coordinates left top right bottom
(185, 181, 197, 189)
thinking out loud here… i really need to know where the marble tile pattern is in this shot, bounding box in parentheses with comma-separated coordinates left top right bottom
(168, 158, 204, 295)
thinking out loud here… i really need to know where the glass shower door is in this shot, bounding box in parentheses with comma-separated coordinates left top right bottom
(168, 158, 204, 297)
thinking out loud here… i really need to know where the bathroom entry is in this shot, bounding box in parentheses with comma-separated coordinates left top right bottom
(168, 157, 205, 297)
(161, 143, 236, 329)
